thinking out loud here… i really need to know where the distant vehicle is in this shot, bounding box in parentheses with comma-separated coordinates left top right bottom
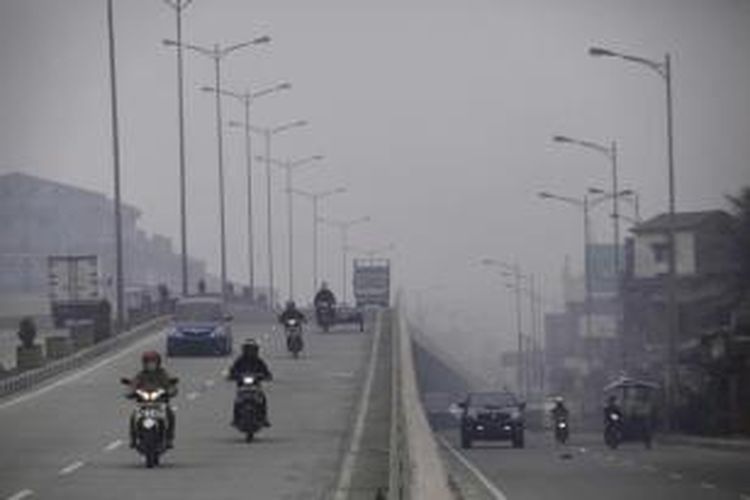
(459, 391, 525, 449)
(48, 254, 101, 328)
(334, 305, 365, 332)
(352, 258, 390, 308)
(166, 297, 233, 356)
(283, 317, 304, 358)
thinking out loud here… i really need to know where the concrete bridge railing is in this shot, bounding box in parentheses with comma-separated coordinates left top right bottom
(389, 299, 454, 499)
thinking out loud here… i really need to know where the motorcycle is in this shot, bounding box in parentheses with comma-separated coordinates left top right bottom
(121, 377, 178, 468)
(284, 318, 304, 358)
(604, 410, 623, 449)
(315, 302, 335, 333)
(554, 416, 569, 445)
(232, 373, 267, 442)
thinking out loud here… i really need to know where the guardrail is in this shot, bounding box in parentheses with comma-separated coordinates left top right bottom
(389, 300, 454, 499)
(0, 315, 169, 399)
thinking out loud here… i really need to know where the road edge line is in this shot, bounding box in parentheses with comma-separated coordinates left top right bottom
(332, 310, 383, 500)
(437, 434, 510, 500)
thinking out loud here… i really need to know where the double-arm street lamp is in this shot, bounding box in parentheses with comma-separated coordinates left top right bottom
(208, 81, 291, 299)
(291, 187, 347, 293)
(160, 0, 195, 296)
(163, 35, 270, 302)
(553, 135, 622, 275)
(589, 45, 678, 428)
(249, 120, 308, 306)
(256, 154, 324, 301)
(319, 216, 371, 304)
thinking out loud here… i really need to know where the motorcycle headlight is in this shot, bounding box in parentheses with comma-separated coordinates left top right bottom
(142, 418, 156, 429)
(611, 413, 620, 421)
(242, 376, 256, 385)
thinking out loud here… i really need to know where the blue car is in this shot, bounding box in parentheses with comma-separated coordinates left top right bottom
(166, 297, 233, 357)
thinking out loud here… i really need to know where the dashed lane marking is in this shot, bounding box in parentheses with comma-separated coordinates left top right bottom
(104, 439, 123, 452)
(669, 472, 684, 481)
(59, 460, 85, 476)
(6, 489, 34, 500)
(700, 482, 717, 490)
(204, 379, 215, 388)
(186, 392, 199, 401)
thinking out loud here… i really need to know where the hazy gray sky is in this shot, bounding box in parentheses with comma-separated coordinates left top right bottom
(1, 0, 749, 350)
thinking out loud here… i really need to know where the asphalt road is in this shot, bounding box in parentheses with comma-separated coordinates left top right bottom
(0, 308, 371, 500)
(440, 428, 750, 500)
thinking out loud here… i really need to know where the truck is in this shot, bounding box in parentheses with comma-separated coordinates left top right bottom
(352, 258, 391, 308)
(48, 255, 103, 329)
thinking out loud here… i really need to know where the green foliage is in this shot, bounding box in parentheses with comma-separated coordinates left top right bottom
(727, 186, 750, 289)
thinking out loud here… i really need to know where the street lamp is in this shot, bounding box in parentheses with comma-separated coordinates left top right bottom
(248, 119, 307, 307)
(106, 0, 124, 331)
(160, 0, 195, 296)
(291, 186, 347, 293)
(553, 135, 621, 276)
(163, 35, 270, 302)
(481, 258, 527, 397)
(214, 81, 291, 300)
(256, 154, 324, 301)
(319, 216, 371, 304)
(590, 44, 678, 429)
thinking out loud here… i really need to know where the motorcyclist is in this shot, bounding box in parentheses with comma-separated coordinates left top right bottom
(127, 351, 177, 448)
(314, 282, 336, 308)
(228, 339, 273, 427)
(278, 300, 306, 325)
(551, 397, 570, 422)
(604, 395, 622, 423)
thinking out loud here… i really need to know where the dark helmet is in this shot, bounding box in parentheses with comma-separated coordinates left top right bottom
(242, 339, 260, 357)
(285, 300, 296, 310)
(141, 350, 162, 369)
(607, 395, 617, 405)
(320, 281, 329, 290)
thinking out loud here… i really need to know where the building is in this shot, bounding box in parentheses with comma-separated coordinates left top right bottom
(0, 172, 208, 298)
(622, 210, 742, 373)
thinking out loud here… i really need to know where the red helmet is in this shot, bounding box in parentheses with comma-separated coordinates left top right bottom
(141, 350, 162, 368)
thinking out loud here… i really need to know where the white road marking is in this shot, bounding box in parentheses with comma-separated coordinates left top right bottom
(204, 379, 215, 388)
(578, 447, 588, 453)
(739, 493, 750, 500)
(643, 464, 658, 473)
(6, 489, 34, 500)
(669, 472, 684, 480)
(59, 460, 85, 476)
(700, 482, 717, 490)
(438, 435, 509, 500)
(186, 391, 199, 401)
(332, 312, 382, 500)
(0, 322, 167, 411)
(104, 439, 123, 452)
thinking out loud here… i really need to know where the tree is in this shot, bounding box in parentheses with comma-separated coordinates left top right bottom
(727, 186, 750, 293)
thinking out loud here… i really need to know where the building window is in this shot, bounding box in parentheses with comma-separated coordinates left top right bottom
(651, 242, 670, 264)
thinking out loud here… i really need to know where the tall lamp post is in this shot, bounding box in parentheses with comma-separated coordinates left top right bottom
(589, 45, 678, 429)
(553, 135, 621, 275)
(481, 258, 527, 397)
(256, 154, 325, 301)
(163, 35, 270, 302)
(160, 0, 194, 296)
(291, 186, 347, 293)
(206, 81, 291, 300)
(319, 216, 371, 304)
(106, 0, 124, 331)
(249, 120, 308, 308)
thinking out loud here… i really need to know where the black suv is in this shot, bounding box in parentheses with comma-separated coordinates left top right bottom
(459, 391, 525, 449)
